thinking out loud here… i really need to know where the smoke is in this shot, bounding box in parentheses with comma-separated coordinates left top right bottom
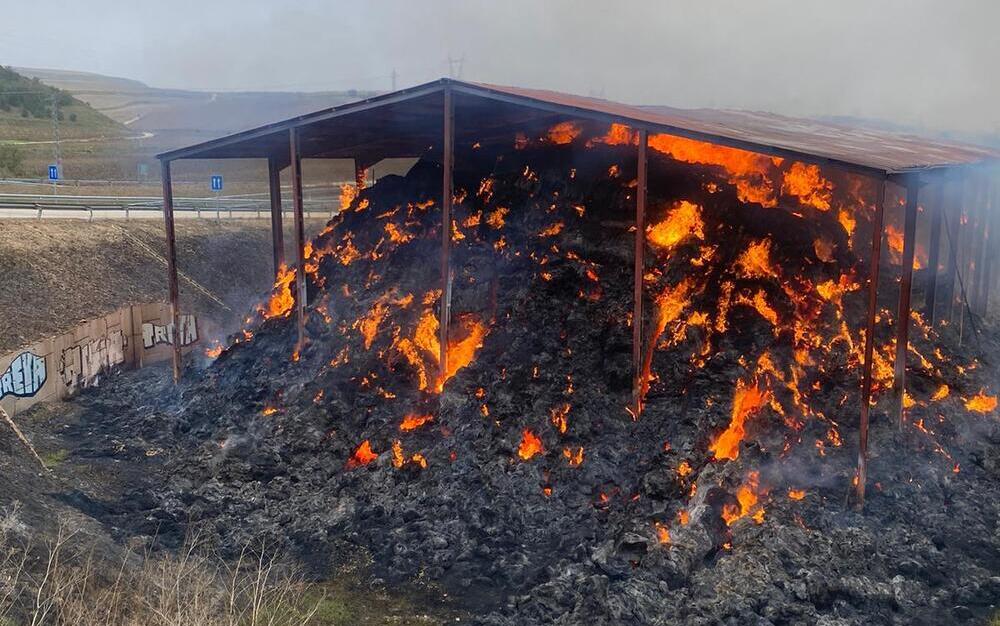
(0, 0, 998, 137)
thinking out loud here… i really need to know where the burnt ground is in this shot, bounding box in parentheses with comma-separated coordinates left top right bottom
(3, 127, 1000, 625)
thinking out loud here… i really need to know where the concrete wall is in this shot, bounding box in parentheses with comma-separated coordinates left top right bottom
(0, 303, 207, 416)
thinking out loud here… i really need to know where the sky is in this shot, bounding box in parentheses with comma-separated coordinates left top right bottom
(0, 0, 997, 135)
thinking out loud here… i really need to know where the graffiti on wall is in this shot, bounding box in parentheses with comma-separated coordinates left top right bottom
(0, 352, 47, 401)
(142, 315, 198, 349)
(59, 329, 127, 391)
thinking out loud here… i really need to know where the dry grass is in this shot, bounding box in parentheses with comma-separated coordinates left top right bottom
(0, 504, 321, 626)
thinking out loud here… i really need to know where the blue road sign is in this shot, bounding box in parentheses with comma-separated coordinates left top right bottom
(48, 165, 59, 181)
(210, 175, 223, 191)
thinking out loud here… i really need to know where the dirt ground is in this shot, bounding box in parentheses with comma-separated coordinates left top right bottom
(0, 217, 327, 353)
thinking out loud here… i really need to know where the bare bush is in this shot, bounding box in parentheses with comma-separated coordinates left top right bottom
(0, 520, 320, 626)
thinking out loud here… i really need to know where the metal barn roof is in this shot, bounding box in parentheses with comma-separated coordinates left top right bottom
(158, 78, 1000, 177)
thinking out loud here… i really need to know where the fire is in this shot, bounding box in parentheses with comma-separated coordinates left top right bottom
(655, 522, 671, 545)
(721, 471, 766, 526)
(518, 429, 544, 460)
(709, 379, 770, 461)
(647, 201, 705, 251)
(358, 301, 390, 350)
(930, 384, 950, 402)
(538, 222, 565, 237)
(677, 460, 692, 477)
(787, 489, 806, 500)
(964, 391, 997, 414)
(648, 133, 779, 207)
(204, 343, 223, 358)
(339, 183, 359, 212)
(547, 121, 582, 145)
(837, 209, 856, 241)
(736, 239, 778, 279)
(439, 315, 489, 392)
(550, 403, 570, 434)
(393, 307, 488, 393)
(638, 278, 694, 403)
(486, 206, 508, 229)
(781, 162, 833, 210)
(391, 440, 427, 469)
(346, 440, 378, 469)
(885, 224, 905, 257)
(261, 264, 296, 319)
(562, 446, 584, 466)
(400, 413, 433, 431)
(262, 406, 278, 416)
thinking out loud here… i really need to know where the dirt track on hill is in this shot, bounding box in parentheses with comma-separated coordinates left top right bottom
(0, 218, 327, 352)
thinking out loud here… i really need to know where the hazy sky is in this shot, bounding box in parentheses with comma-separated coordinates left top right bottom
(1, 0, 997, 135)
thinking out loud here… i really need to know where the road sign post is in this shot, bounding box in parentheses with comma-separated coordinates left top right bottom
(48, 165, 59, 196)
(211, 175, 223, 220)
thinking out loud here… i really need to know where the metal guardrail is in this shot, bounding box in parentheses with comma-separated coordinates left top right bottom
(0, 195, 334, 221)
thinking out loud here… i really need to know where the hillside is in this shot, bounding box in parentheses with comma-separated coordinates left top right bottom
(0, 66, 132, 180)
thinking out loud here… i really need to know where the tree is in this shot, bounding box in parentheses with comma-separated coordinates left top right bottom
(0, 145, 24, 177)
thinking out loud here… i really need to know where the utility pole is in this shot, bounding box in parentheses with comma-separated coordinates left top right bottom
(50, 91, 61, 196)
(447, 55, 465, 79)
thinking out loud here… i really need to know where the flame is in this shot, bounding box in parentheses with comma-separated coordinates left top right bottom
(486, 206, 509, 229)
(538, 222, 565, 237)
(204, 343, 223, 358)
(930, 384, 950, 402)
(550, 403, 570, 434)
(648, 133, 779, 207)
(339, 183, 359, 212)
(721, 471, 766, 525)
(400, 413, 433, 431)
(638, 278, 694, 403)
(781, 162, 833, 210)
(710, 379, 770, 461)
(393, 306, 488, 393)
(261, 264, 296, 319)
(647, 201, 705, 251)
(787, 489, 806, 500)
(965, 391, 997, 414)
(262, 406, 278, 416)
(346, 440, 378, 469)
(736, 239, 778, 279)
(547, 121, 582, 145)
(837, 209, 856, 241)
(518, 429, 544, 460)
(562, 446, 584, 466)
(655, 522, 671, 545)
(677, 460, 693, 477)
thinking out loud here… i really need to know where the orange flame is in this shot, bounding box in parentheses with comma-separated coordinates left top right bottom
(400, 413, 433, 431)
(346, 440, 378, 469)
(261, 264, 296, 319)
(547, 121, 582, 145)
(781, 162, 833, 210)
(736, 239, 778, 279)
(518, 429, 544, 460)
(709, 379, 770, 461)
(648, 133, 779, 207)
(965, 391, 997, 413)
(647, 201, 705, 251)
(721, 471, 766, 525)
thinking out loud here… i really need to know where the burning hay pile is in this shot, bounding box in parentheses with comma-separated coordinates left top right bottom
(70, 122, 1000, 623)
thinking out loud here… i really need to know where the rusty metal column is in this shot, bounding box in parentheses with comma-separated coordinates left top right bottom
(923, 182, 944, 323)
(160, 159, 182, 383)
(632, 129, 648, 416)
(268, 157, 285, 277)
(973, 183, 995, 314)
(978, 184, 998, 316)
(439, 86, 454, 383)
(892, 176, 920, 428)
(856, 178, 886, 509)
(289, 128, 307, 353)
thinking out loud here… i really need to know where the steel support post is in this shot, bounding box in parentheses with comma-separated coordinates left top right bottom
(632, 129, 648, 416)
(160, 160, 182, 383)
(289, 128, 307, 353)
(268, 157, 285, 277)
(923, 182, 944, 323)
(856, 178, 886, 509)
(892, 176, 920, 428)
(440, 86, 454, 383)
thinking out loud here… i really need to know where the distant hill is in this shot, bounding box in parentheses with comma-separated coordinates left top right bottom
(0, 66, 130, 178)
(18, 67, 379, 152)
